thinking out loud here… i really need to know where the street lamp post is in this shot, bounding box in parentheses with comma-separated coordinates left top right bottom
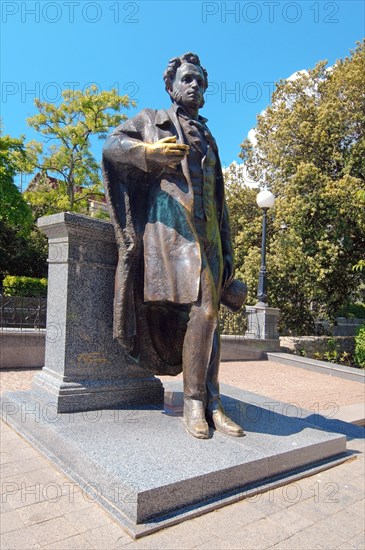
(256, 188, 275, 307)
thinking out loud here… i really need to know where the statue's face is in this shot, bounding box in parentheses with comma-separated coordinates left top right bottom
(171, 62, 205, 112)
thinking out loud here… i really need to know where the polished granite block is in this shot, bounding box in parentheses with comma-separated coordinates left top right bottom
(1, 382, 349, 537)
(35, 213, 164, 412)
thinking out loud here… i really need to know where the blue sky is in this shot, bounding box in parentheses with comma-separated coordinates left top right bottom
(1, 0, 364, 188)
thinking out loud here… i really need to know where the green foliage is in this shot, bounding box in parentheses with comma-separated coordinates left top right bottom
(0, 129, 48, 285)
(3, 275, 48, 297)
(310, 337, 354, 366)
(92, 208, 110, 220)
(237, 41, 365, 334)
(321, 337, 341, 363)
(0, 220, 48, 285)
(0, 132, 33, 235)
(224, 163, 262, 304)
(354, 324, 365, 368)
(353, 260, 365, 272)
(336, 302, 365, 319)
(313, 348, 353, 366)
(24, 86, 134, 214)
(352, 189, 365, 272)
(219, 307, 247, 335)
(1, 85, 128, 284)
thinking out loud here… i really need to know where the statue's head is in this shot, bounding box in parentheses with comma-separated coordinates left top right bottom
(163, 52, 208, 111)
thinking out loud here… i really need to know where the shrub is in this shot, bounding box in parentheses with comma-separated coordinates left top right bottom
(354, 324, 365, 368)
(2, 275, 48, 297)
(219, 308, 247, 335)
(336, 303, 365, 319)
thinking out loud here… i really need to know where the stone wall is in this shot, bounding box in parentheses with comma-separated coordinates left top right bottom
(0, 331, 45, 369)
(280, 336, 355, 357)
(315, 318, 364, 336)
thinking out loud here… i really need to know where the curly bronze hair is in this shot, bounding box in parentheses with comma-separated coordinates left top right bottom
(163, 52, 208, 106)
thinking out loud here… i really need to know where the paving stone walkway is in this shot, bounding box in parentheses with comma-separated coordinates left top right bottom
(1, 361, 364, 549)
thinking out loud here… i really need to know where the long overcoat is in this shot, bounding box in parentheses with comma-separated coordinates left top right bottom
(102, 106, 233, 375)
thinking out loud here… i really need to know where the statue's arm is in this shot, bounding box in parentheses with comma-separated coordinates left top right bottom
(103, 110, 189, 173)
(221, 201, 235, 287)
(102, 112, 151, 172)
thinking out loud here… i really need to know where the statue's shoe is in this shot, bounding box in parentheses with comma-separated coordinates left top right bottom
(206, 408, 245, 437)
(183, 399, 209, 439)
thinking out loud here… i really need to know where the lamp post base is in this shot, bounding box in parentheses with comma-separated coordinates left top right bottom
(254, 300, 269, 308)
(246, 305, 280, 340)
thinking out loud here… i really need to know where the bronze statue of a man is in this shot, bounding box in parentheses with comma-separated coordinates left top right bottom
(102, 52, 245, 439)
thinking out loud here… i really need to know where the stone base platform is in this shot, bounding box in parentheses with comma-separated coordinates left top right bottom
(221, 336, 281, 361)
(1, 383, 348, 538)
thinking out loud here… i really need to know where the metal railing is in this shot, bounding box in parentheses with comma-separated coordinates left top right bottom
(219, 307, 248, 336)
(0, 295, 261, 337)
(0, 295, 47, 330)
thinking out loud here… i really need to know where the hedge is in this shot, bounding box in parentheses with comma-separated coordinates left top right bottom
(2, 276, 48, 297)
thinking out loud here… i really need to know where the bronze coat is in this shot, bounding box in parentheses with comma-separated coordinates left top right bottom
(102, 106, 233, 374)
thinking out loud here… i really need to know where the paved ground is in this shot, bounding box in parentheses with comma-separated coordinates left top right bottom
(1, 361, 364, 549)
(161, 360, 365, 411)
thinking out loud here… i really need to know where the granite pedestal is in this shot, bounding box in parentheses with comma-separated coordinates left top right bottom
(1, 382, 349, 538)
(34, 213, 163, 412)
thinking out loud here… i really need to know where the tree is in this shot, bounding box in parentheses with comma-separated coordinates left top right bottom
(224, 163, 262, 304)
(0, 221, 48, 283)
(0, 132, 33, 234)
(0, 130, 47, 284)
(238, 41, 365, 334)
(24, 86, 134, 213)
(353, 189, 365, 272)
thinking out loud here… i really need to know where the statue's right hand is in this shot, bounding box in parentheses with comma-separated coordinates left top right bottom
(145, 136, 189, 166)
